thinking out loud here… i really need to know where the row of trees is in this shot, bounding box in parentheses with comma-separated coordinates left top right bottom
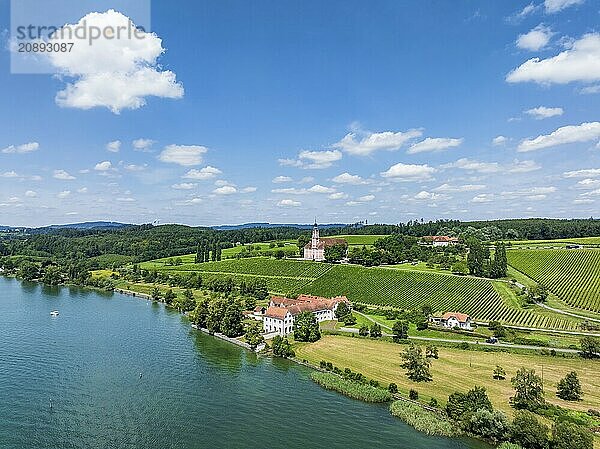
(194, 241, 222, 263)
(466, 239, 508, 278)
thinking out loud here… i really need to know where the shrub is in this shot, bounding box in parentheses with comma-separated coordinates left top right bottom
(429, 398, 438, 408)
(389, 401, 459, 437)
(551, 421, 593, 449)
(310, 372, 392, 403)
(388, 383, 398, 394)
(446, 386, 493, 421)
(409, 389, 419, 400)
(271, 335, 295, 358)
(556, 371, 583, 401)
(466, 408, 511, 442)
(498, 444, 524, 449)
(510, 410, 549, 449)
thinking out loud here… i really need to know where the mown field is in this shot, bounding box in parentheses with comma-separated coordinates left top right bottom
(295, 335, 600, 416)
(333, 234, 388, 246)
(139, 257, 578, 329)
(507, 249, 600, 313)
(507, 237, 600, 246)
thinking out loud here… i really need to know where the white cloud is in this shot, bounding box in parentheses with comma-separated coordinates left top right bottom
(279, 149, 342, 169)
(516, 25, 553, 51)
(57, 190, 71, 198)
(333, 129, 422, 156)
(240, 186, 257, 193)
(278, 199, 301, 207)
(1, 142, 39, 154)
(470, 194, 494, 203)
(94, 161, 112, 171)
(380, 163, 437, 180)
(25, 190, 37, 198)
(507, 33, 600, 85)
(433, 183, 485, 192)
(307, 184, 335, 194)
(492, 136, 508, 146)
(159, 144, 207, 166)
(407, 137, 463, 154)
(563, 168, 600, 178)
(106, 140, 121, 152)
(214, 180, 234, 187)
(442, 158, 501, 173)
(524, 106, 564, 119)
(299, 176, 314, 184)
(272, 176, 293, 183)
(172, 182, 197, 190)
(132, 138, 154, 151)
(123, 163, 147, 171)
(414, 191, 445, 201)
(518, 122, 600, 152)
(1, 171, 19, 178)
(183, 166, 221, 180)
(576, 178, 600, 188)
(580, 188, 600, 198)
(580, 84, 600, 94)
(53, 169, 76, 180)
(332, 172, 366, 185)
(272, 187, 306, 195)
(77, 187, 88, 193)
(328, 192, 348, 200)
(116, 197, 135, 202)
(357, 195, 375, 202)
(544, 0, 584, 13)
(508, 159, 542, 173)
(213, 185, 237, 195)
(518, 2, 538, 18)
(46, 10, 183, 113)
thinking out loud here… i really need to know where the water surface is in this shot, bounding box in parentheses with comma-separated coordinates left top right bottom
(0, 277, 490, 449)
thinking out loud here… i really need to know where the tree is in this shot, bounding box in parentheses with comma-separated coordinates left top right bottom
(425, 345, 439, 359)
(511, 368, 545, 410)
(271, 335, 295, 358)
(510, 411, 549, 449)
(324, 243, 347, 263)
(176, 289, 196, 312)
(19, 261, 38, 281)
(493, 365, 506, 380)
(446, 386, 493, 421)
(194, 243, 203, 263)
(163, 289, 176, 305)
(556, 371, 582, 401)
(297, 235, 310, 250)
(206, 298, 227, 334)
(359, 325, 369, 337)
(579, 336, 600, 358)
(42, 265, 62, 285)
(467, 408, 511, 442)
(400, 345, 432, 382)
(392, 320, 409, 342)
(489, 243, 508, 278)
(221, 300, 244, 337)
(244, 321, 265, 350)
(335, 302, 350, 320)
(369, 322, 382, 338)
(451, 260, 469, 275)
(551, 421, 593, 449)
(388, 383, 398, 394)
(151, 286, 162, 301)
(188, 298, 209, 328)
(466, 237, 487, 277)
(343, 314, 357, 325)
(527, 285, 549, 303)
(293, 311, 321, 342)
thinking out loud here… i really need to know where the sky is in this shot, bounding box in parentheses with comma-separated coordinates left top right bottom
(0, 0, 599, 227)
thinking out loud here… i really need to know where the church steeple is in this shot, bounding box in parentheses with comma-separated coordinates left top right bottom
(311, 220, 320, 249)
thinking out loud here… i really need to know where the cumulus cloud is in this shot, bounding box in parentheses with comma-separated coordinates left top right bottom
(433, 183, 485, 192)
(544, 0, 584, 13)
(380, 163, 437, 181)
(272, 176, 293, 183)
(492, 136, 508, 146)
(307, 184, 336, 194)
(240, 187, 257, 193)
(580, 84, 600, 94)
(106, 140, 121, 152)
(328, 192, 348, 200)
(414, 191, 446, 201)
(524, 106, 564, 119)
(357, 195, 375, 202)
(57, 190, 71, 198)
(213, 185, 237, 195)
(333, 129, 422, 156)
(279, 149, 342, 169)
(563, 168, 600, 178)
(1, 142, 39, 154)
(508, 159, 542, 173)
(53, 169, 76, 180)
(470, 194, 494, 203)
(172, 182, 196, 190)
(1, 171, 19, 178)
(278, 199, 301, 207)
(159, 144, 207, 166)
(518, 122, 600, 152)
(516, 25, 554, 51)
(331, 172, 366, 185)
(183, 166, 222, 180)
(442, 158, 501, 173)
(25, 190, 37, 198)
(46, 10, 183, 113)
(132, 138, 154, 151)
(576, 178, 600, 188)
(94, 161, 112, 171)
(407, 137, 463, 154)
(507, 33, 600, 84)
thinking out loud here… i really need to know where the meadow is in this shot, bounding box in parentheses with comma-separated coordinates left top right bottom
(507, 249, 600, 313)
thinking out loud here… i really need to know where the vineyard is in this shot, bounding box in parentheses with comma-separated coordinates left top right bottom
(507, 249, 600, 313)
(140, 255, 579, 329)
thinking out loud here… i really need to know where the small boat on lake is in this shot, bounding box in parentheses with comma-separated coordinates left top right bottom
(50, 311, 59, 317)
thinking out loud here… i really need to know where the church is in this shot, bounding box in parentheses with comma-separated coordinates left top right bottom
(303, 222, 347, 261)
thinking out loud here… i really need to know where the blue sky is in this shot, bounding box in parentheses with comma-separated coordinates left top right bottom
(0, 0, 599, 227)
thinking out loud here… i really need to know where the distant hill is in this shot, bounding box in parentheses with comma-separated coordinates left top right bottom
(30, 221, 132, 233)
(211, 222, 349, 231)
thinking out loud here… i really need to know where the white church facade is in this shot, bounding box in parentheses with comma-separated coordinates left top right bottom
(303, 222, 347, 262)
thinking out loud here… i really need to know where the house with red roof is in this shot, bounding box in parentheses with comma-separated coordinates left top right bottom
(429, 311, 472, 330)
(422, 235, 460, 247)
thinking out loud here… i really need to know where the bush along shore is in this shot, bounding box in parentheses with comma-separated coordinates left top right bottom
(310, 371, 392, 403)
(389, 401, 459, 437)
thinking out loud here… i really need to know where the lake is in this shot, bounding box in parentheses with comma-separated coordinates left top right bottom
(0, 277, 490, 449)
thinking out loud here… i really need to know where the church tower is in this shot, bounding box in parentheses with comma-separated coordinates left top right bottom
(311, 220, 320, 249)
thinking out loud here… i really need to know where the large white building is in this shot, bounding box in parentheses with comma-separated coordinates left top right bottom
(261, 294, 350, 336)
(429, 312, 472, 330)
(303, 222, 347, 261)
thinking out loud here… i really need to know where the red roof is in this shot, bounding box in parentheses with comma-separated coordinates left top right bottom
(264, 306, 290, 319)
(423, 235, 459, 243)
(265, 294, 350, 320)
(304, 238, 348, 250)
(442, 312, 470, 323)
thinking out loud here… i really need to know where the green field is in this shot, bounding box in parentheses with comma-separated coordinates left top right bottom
(507, 249, 600, 313)
(139, 256, 579, 329)
(507, 236, 600, 246)
(333, 234, 388, 246)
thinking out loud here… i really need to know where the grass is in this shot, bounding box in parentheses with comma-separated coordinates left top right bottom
(506, 237, 600, 246)
(309, 371, 392, 403)
(295, 335, 600, 416)
(389, 401, 459, 437)
(333, 234, 389, 246)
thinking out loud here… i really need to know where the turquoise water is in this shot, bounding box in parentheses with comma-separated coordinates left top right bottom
(0, 277, 490, 449)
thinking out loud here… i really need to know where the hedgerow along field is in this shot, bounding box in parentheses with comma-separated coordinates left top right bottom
(140, 257, 577, 329)
(507, 248, 600, 313)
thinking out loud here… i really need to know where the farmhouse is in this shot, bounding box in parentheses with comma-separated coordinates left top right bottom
(262, 294, 350, 336)
(303, 222, 347, 261)
(422, 236, 460, 247)
(429, 312, 472, 330)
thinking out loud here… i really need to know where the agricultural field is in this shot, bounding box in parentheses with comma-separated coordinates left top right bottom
(507, 249, 600, 313)
(506, 236, 600, 247)
(333, 234, 389, 246)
